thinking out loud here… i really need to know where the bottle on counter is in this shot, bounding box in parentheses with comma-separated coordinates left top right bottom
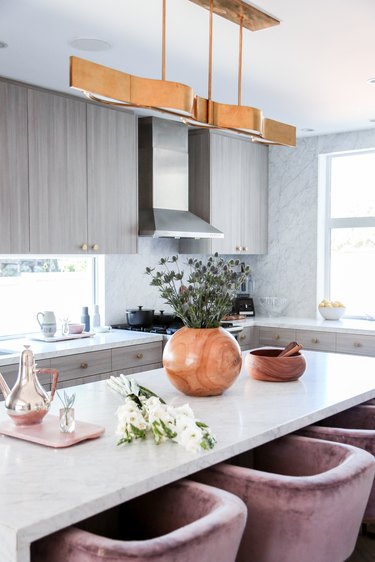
(81, 306, 90, 332)
(92, 304, 101, 329)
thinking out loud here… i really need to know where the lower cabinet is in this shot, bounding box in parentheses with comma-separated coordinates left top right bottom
(51, 342, 163, 389)
(238, 326, 259, 351)
(52, 350, 111, 389)
(336, 333, 375, 356)
(258, 327, 296, 348)
(0, 359, 51, 400)
(111, 342, 162, 373)
(257, 326, 375, 357)
(294, 329, 336, 352)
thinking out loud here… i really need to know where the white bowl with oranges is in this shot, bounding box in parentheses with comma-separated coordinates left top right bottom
(318, 299, 346, 320)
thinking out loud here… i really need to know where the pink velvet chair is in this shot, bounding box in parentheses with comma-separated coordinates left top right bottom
(193, 435, 375, 562)
(300, 404, 375, 523)
(31, 479, 247, 562)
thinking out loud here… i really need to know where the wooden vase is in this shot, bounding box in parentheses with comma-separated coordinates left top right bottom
(163, 326, 242, 397)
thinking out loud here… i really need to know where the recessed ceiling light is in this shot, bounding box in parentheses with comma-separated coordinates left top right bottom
(300, 128, 315, 132)
(0, 41, 8, 49)
(69, 38, 112, 52)
(367, 77, 375, 85)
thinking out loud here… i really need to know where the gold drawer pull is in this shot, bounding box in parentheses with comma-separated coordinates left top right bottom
(236, 246, 241, 251)
(239, 334, 246, 341)
(136, 353, 144, 359)
(92, 243, 99, 251)
(81, 243, 88, 251)
(243, 247, 248, 252)
(274, 334, 280, 340)
(80, 362, 88, 369)
(353, 342, 362, 348)
(311, 337, 319, 344)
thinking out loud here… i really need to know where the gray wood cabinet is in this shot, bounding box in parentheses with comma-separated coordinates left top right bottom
(0, 359, 51, 400)
(26, 85, 137, 254)
(87, 104, 137, 254)
(181, 130, 268, 255)
(28, 89, 88, 253)
(0, 81, 29, 253)
(238, 326, 259, 351)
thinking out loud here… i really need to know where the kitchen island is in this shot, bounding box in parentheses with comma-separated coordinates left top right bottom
(0, 349, 374, 562)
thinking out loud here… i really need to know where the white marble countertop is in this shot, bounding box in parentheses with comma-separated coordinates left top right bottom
(0, 317, 374, 368)
(233, 315, 375, 335)
(0, 330, 163, 366)
(0, 349, 374, 562)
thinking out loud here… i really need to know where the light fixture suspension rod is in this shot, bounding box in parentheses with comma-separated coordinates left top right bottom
(208, 0, 213, 100)
(238, 15, 243, 106)
(162, 0, 166, 80)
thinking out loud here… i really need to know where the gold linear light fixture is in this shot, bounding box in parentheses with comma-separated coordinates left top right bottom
(70, 0, 296, 147)
(71, 0, 195, 118)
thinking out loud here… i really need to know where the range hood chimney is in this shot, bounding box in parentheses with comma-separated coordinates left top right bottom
(138, 117, 223, 239)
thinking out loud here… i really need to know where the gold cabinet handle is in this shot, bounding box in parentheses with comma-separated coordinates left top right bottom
(353, 342, 362, 348)
(92, 244, 99, 251)
(81, 243, 88, 251)
(236, 246, 241, 251)
(274, 334, 280, 340)
(239, 334, 246, 341)
(80, 362, 88, 369)
(311, 337, 319, 344)
(136, 353, 144, 359)
(243, 247, 248, 251)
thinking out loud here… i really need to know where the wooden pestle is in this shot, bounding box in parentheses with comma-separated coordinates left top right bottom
(278, 341, 303, 357)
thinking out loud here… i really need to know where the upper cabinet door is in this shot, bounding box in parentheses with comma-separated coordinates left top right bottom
(28, 90, 87, 253)
(210, 134, 242, 254)
(241, 142, 268, 254)
(87, 105, 137, 254)
(0, 81, 29, 253)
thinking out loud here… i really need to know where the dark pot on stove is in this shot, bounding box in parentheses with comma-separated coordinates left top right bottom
(126, 306, 154, 327)
(154, 310, 176, 326)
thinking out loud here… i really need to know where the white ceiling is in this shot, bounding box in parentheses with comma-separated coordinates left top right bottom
(1, 0, 375, 138)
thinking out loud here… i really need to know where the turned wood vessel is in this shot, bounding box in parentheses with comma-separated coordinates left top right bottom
(245, 348, 306, 382)
(163, 327, 242, 396)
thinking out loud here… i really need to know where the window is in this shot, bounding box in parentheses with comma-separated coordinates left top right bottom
(323, 150, 375, 318)
(0, 257, 96, 337)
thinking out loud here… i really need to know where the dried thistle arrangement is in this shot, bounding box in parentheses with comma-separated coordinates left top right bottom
(146, 253, 250, 328)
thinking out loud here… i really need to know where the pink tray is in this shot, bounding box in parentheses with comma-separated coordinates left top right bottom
(0, 415, 105, 448)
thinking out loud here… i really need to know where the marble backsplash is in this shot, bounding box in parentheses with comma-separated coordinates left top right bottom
(104, 127, 375, 323)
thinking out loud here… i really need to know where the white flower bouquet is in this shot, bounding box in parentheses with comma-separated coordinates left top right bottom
(107, 375, 216, 453)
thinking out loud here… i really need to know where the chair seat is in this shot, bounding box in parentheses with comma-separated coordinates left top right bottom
(193, 434, 375, 562)
(300, 404, 375, 522)
(31, 479, 247, 562)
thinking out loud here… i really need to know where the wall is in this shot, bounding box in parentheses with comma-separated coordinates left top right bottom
(249, 128, 375, 318)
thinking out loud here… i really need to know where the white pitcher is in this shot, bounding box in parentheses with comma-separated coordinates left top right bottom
(36, 310, 57, 338)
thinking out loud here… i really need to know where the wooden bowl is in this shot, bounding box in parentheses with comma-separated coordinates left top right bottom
(245, 348, 306, 382)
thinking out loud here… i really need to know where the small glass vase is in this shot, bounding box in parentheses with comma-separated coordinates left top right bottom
(59, 407, 75, 433)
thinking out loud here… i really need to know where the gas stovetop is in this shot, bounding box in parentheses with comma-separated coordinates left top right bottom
(111, 322, 184, 335)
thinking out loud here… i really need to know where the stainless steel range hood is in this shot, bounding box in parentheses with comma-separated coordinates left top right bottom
(138, 117, 223, 239)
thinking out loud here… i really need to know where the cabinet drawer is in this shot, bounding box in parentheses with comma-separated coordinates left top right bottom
(296, 330, 336, 352)
(112, 363, 163, 378)
(112, 342, 162, 372)
(0, 359, 51, 400)
(51, 351, 111, 382)
(336, 334, 375, 356)
(238, 326, 259, 350)
(259, 327, 296, 347)
(57, 372, 110, 389)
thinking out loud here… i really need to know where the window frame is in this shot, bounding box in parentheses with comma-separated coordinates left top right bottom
(322, 148, 375, 318)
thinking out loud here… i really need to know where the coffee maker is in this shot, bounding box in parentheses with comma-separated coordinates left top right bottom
(233, 263, 255, 316)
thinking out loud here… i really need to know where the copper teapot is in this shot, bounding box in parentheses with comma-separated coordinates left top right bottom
(0, 345, 58, 425)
